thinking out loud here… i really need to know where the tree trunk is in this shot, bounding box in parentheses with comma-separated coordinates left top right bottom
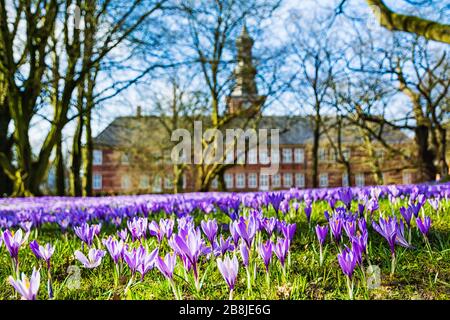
(54, 134, 65, 196)
(437, 126, 449, 179)
(311, 116, 320, 188)
(70, 83, 84, 196)
(0, 102, 13, 196)
(83, 108, 93, 196)
(415, 125, 437, 182)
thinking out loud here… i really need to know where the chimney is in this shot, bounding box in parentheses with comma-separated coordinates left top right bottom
(136, 105, 142, 117)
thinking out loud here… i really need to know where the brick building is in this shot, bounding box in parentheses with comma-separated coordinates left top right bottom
(92, 26, 418, 195)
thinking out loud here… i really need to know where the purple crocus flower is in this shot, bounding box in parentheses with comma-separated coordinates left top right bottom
(217, 255, 239, 294)
(239, 241, 249, 267)
(266, 192, 284, 213)
(344, 221, 356, 238)
(428, 198, 440, 212)
(337, 246, 357, 279)
(408, 203, 421, 218)
(117, 229, 128, 242)
(358, 218, 367, 234)
(74, 223, 100, 247)
(315, 225, 328, 246)
(262, 217, 277, 236)
(327, 197, 337, 210)
(148, 221, 164, 243)
(156, 253, 177, 280)
(172, 227, 204, 266)
(127, 217, 148, 242)
(324, 210, 330, 221)
(102, 236, 124, 264)
(366, 198, 379, 214)
(3, 229, 29, 260)
(258, 240, 273, 271)
(136, 247, 159, 280)
(370, 187, 382, 200)
(372, 216, 411, 255)
(29, 240, 55, 268)
(280, 222, 296, 245)
(213, 235, 235, 256)
(351, 236, 365, 265)
(160, 218, 174, 239)
(416, 216, 431, 237)
(329, 217, 343, 243)
(400, 206, 413, 227)
(338, 188, 353, 209)
(201, 219, 218, 245)
(304, 205, 312, 223)
(9, 268, 40, 300)
(235, 216, 257, 248)
(75, 248, 106, 269)
(372, 217, 397, 255)
(229, 221, 240, 246)
(357, 203, 365, 218)
(123, 245, 146, 275)
(279, 200, 290, 215)
(274, 238, 289, 267)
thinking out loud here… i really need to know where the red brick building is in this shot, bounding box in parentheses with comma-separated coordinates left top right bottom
(92, 27, 418, 195)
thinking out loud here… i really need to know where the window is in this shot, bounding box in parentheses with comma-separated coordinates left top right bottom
(342, 149, 351, 161)
(211, 177, 218, 189)
(121, 153, 130, 165)
(236, 173, 245, 189)
(356, 173, 365, 187)
(294, 148, 304, 164)
(225, 148, 235, 164)
(225, 173, 234, 189)
(329, 149, 336, 162)
(318, 148, 327, 161)
(295, 173, 305, 188)
(93, 150, 102, 165)
(319, 173, 328, 187)
(182, 174, 187, 189)
(153, 176, 162, 192)
(342, 173, 349, 187)
(248, 173, 257, 188)
(271, 149, 280, 164)
(403, 171, 412, 184)
(247, 149, 257, 164)
(164, 176, 173, 189)
(139, 175, 149, 189)
(259, 174, 269, 190)
(93, 173, 102, 190)
(272, 174, 281, 188)
(259, 150, 269, 164)
(282, 148, 293, 163)
(121, 175, 131, 189)
(283, 173, 293, 188)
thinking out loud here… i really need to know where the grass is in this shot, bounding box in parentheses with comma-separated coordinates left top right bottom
(1, 197, 450, 300)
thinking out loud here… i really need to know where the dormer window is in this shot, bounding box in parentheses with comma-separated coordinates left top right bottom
(121, 153, 130, 165)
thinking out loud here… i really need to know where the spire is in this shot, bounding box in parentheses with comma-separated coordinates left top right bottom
(241, 22, 250, 39)
(231, 23, 257, 97)
(227, 24, 265, 115)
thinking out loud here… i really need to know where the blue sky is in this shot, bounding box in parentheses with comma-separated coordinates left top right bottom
(26, 0, 449, 154)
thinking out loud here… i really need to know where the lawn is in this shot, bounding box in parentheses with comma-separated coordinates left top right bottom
(0, 184, 449, 300)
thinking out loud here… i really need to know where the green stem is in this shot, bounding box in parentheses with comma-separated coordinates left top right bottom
(346, 276, 354, 300)
(390, 253, 396, 277)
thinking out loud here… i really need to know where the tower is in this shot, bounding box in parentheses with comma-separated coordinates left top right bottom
(227, 24, 265, 115)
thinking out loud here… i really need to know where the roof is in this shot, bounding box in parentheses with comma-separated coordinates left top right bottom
(93, 115, 411, 148)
